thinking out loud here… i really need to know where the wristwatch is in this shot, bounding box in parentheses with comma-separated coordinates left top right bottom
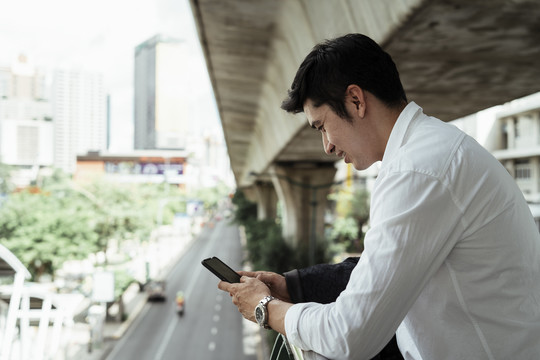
(255, 295, 275, 329)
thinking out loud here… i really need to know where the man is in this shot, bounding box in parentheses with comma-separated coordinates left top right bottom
(219, 33, 540, 359)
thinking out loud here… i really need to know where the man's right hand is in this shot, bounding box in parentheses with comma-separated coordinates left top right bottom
(238, 271, 291, 303)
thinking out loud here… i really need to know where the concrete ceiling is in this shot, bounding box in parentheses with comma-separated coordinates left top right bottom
(189, 0, 540, 187)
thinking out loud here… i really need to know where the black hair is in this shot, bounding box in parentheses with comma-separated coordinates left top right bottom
(281, 33, 407, 118)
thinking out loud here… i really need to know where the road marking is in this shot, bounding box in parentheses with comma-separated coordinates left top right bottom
(153, 253, 206, 360)
(208, 342, 216, 351)
(211, 327, 218, 335)
(213, 314, 220, 322)
(214, 304, 221, 311)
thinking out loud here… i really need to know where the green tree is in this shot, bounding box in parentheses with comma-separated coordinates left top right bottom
(0, 187, 100, 279)
(0, 163, 15, 195)
(0, 171, 189, 280)
(328, 187, 370, 253)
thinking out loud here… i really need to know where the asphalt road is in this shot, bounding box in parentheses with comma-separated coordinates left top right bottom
(105, 219, 258, 360)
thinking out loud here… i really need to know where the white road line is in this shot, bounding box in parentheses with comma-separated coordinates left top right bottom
(153, 257, 205, 360)
(153, 224, 226, 360)
(105, 303, 152, 360)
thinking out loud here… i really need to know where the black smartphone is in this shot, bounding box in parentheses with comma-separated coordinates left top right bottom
(201, 256, 241, 283)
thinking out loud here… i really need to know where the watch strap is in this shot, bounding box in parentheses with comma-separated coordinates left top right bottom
(258, 295, 275, 329)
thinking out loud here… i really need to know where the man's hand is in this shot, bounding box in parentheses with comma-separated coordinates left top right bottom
(218, 273, 293, 335)
(238, 271, 292, 302)
(218, 275, 270, 322)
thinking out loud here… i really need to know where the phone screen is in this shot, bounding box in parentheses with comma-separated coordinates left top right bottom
(201, 256, 241, 283)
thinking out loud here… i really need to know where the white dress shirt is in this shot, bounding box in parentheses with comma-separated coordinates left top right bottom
(285, 102, 540, 359)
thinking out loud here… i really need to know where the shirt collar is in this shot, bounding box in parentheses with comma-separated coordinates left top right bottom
(381, 101, 423, 165)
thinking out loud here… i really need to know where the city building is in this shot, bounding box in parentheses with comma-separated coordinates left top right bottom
(134, 34, 190, 150)
(491, 97, 540, 203)
(52, 69, 107, 174)
(184, 127, 235, 191)
(75, 150, 187, 186)
(0, 55, 54, 187)
(448, 92, 540, 230)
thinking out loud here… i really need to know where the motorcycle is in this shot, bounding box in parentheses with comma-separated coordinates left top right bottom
(176, 291, 185, 316)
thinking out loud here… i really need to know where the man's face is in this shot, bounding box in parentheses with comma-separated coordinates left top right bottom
(303, 98, 378, 170)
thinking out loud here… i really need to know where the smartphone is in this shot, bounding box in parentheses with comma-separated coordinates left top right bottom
(201, 256, 241, 283)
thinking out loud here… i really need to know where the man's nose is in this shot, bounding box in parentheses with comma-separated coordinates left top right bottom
(323, 133, 335, 155)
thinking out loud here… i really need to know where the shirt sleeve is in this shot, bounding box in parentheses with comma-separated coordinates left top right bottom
(284, 257, 360, 304)
(285, 170, 464, 359)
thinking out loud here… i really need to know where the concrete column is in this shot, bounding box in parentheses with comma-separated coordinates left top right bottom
(531, 157, 540, 199)
(270, 163, 337, 264)
(253, 181, 278, 220)
(242, 186, 258, 203)
(506, 117, 515, 149)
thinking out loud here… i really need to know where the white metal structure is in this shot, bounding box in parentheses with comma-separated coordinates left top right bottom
(0, 245, 80, 360)
(0, 244, 31, 360)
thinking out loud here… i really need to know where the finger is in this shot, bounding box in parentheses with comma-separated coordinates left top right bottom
(255, 274, 271, 288)
(218, 280, 232, 291)
(238, 270, 258, 277)
(256, 272, 278, 285)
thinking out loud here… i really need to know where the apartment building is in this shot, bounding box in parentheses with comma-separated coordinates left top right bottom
(488, 96, 540, 203)
(52, 69, 107, 174)
(452, 93, 540, 230)
(0, 56, 54, 186)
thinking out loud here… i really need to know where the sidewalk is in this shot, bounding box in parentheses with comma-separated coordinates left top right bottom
(64, 281, 148, 360)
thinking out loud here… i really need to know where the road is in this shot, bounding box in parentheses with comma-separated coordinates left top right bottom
(105, 219, 259, 360)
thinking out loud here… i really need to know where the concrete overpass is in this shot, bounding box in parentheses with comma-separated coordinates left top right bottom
(188, 0, 540, 250)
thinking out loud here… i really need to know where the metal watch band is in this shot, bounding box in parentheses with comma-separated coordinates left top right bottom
(259, 295, 275, 329)
(260, 295, 275, 306)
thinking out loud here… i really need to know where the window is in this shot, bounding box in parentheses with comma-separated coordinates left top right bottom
(514, 159, 531, 180)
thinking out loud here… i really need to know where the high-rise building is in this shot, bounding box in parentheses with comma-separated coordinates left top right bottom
(0, 55, 53, 186)
(52, 69, 107, 174)
(134, 34, 189, 150)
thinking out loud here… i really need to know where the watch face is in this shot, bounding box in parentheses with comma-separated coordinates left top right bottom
(255, 305, 264, 324)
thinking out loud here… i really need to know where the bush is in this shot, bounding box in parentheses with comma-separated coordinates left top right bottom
(232, 189, 330, 274)
(243, 218, 294, 274)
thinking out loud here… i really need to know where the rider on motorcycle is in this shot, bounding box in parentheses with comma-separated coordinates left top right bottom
(176, 291, 185, 315)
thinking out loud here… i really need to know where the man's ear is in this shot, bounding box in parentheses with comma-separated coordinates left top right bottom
(346, 85, 366, 118)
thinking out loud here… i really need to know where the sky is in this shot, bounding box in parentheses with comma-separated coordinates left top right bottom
(0, 0, 220, 151)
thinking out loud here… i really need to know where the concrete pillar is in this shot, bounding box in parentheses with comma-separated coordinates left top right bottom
(506, 117, 515, 149)
(242, 186, 258, 203)
(270, 163, 337, 264)
(253, 181, 278, 220)
(531, 157, 540, 199)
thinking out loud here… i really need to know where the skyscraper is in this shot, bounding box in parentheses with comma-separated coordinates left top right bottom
(134, 34, 189, 150)
(52, 69, 106, 174)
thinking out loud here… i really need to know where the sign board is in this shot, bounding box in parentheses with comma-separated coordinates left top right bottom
(92, 271, 115, 303)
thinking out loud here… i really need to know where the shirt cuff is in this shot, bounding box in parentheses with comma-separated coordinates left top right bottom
(284, 268, 304, 303)
(284, 302, 310, 349)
